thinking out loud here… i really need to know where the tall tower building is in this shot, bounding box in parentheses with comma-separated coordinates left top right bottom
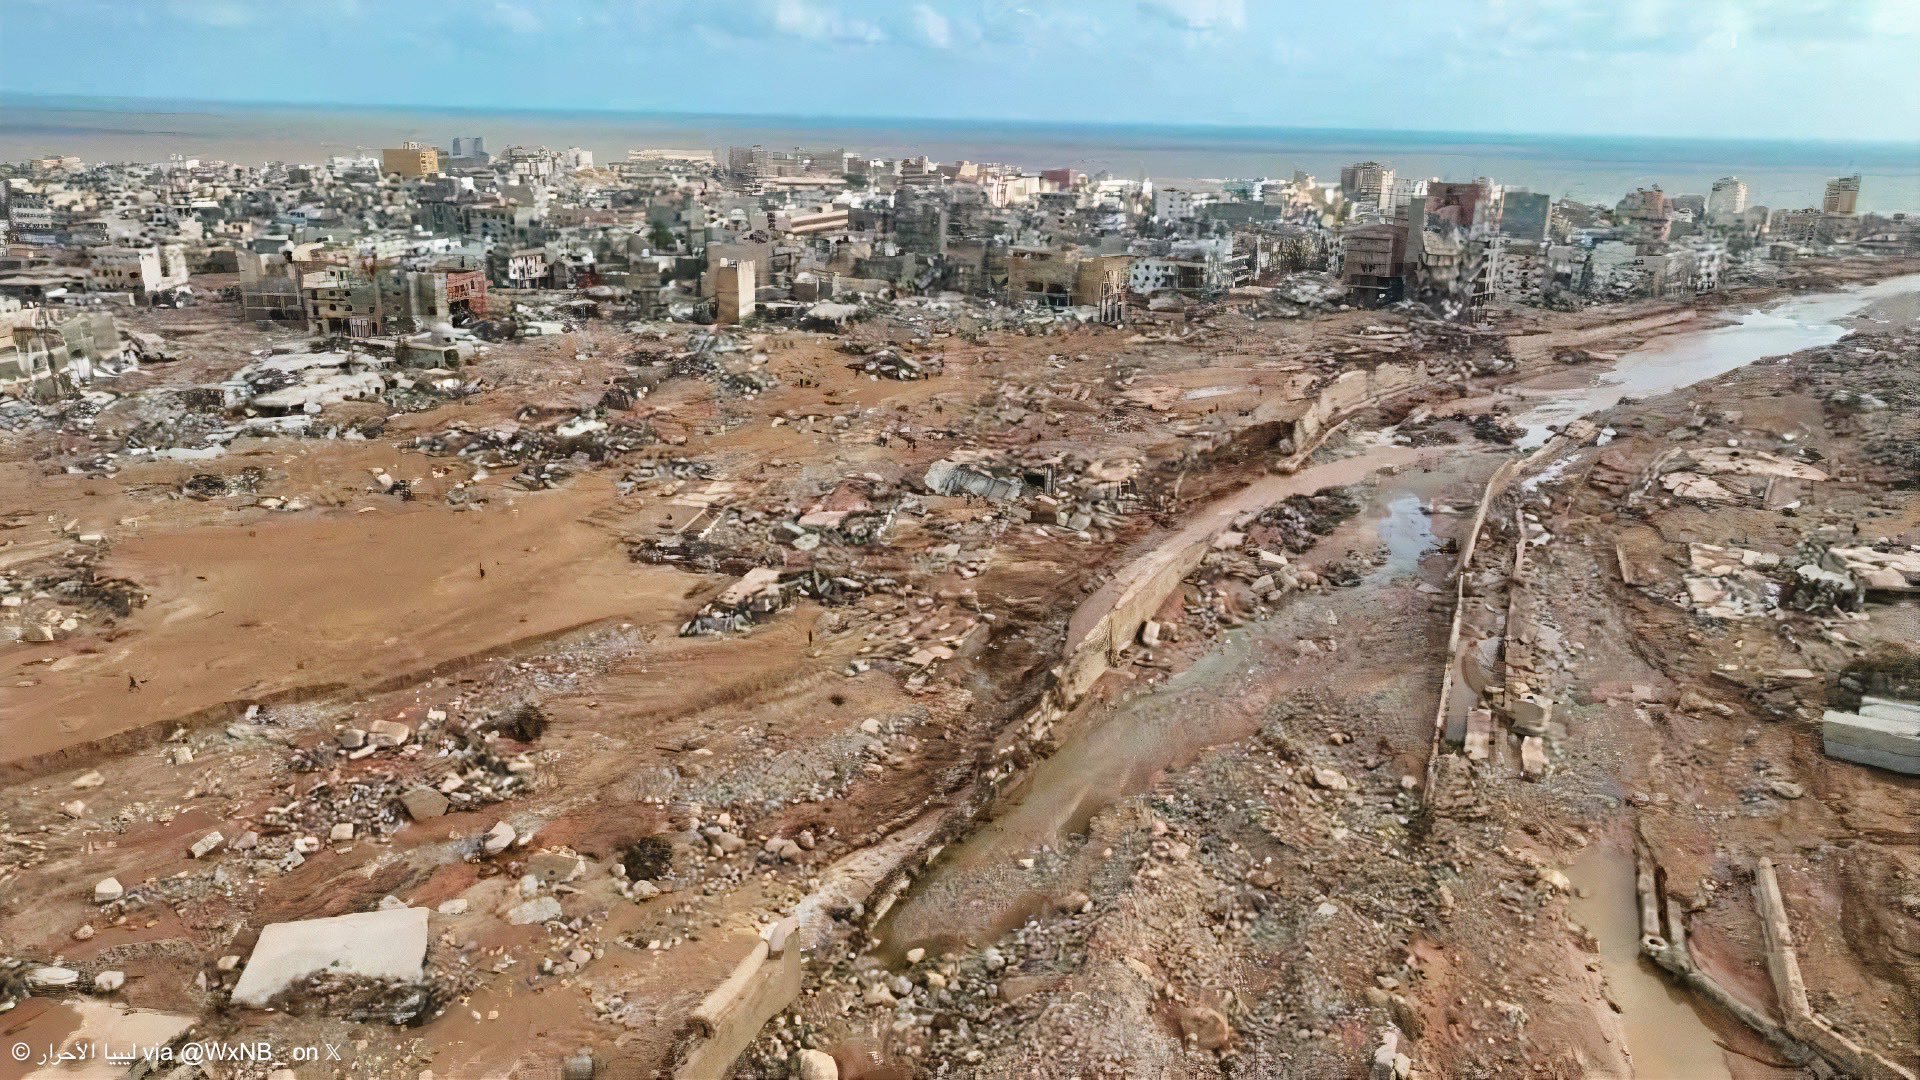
(1823, 174, 1861, 215)
(1707, 177, 1748, 222)
(1339, 161, 1394, 207)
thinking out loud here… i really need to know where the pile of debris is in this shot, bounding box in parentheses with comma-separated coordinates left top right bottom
(844, 344, 944, 381)
(410, 415, 659, 477)
(681, 567, 866, 636)
(2, 551, 146, 644)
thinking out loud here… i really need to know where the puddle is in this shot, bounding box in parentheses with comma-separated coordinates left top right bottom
(1566, 845, 1732, 1080)
(1378, 493, 1436, 576)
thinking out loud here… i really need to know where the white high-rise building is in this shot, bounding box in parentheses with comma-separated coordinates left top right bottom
(1707, 177, 1748, 223)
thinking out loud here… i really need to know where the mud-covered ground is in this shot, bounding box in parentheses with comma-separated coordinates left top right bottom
(1, 260, 1916, 1080)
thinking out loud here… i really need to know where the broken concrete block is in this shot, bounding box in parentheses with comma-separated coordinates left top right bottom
(189, 831, 225, 859)
(482, 821, 516, 855)
(506, 896, 562, 925)
(1520, 736, 1549, 778)
(794, 1049, 838, 1080)
(366, 720, 411, 748)
(329, 823, 355, 842)
(1139, 619, 1162, 648)
(93, 970, 126, 993)
(231, 907, 430, 1008)
(28, 966, 80, 990)
(71, 770, 105, 789)
(1508, 694, 1552, 737)
(399, 787, 450, 821)
(94, 877, 124, 903)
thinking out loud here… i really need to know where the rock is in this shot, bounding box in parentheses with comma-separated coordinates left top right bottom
(862, 983, 895, 1007)
(629, 880, 660, 900)
(795, 1048, 838, 1080)
(28, 967, 80, 990)
(61, 800, 87, 818)
(337, 727, 367, 749)
(1178, 1005, 1234, 1050)
(1055, 891, 1091, 913)
(561, 1050, 596, 1080)
(189, 831, 225, 858)
(528, 852, 585, 884)
(998, 973, 1058, 1002)
(482, 821, 517, 855)
(506, 896, 562, 926)
(94, 877, 125, 903)
(1769, 779, 1805, 800)
(400, 787, 450, 821)
(329, 822, 356, 842)
(981, 946, 1006, 971)
(367, 719, 412, 748)
(1537, 868, 1572, 892)
(216, 955, 242, 972)
(93, 970, 126, 993)
(905, 947, 926, 964)
(437, 898, 470, 916)
(73, 924, 95, 941)
(231, 907, 430, 1008)
(1311, 767, 1351, 792)
(231, 830, 259, 851)
(71, 770, 105, 789)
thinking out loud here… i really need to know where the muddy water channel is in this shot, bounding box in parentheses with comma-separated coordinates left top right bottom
(877, 273, 1920, 1062)
(1566, 845, 1733, 1080)
(1514, 272, 1920, 448)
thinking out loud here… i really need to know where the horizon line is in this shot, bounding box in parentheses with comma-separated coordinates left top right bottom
(4, 90, 1916, 149)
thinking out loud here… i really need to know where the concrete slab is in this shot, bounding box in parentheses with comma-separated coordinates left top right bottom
(231, 907, 429, 1008)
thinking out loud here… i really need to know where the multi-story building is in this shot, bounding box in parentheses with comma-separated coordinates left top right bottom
(1151, 181, 1222, 223)
(1339, 161, 1395, 208)
(381, 143, 441, 179)
(1823, 174, 1861, 215)
(1339, 222, 1406, 304)
(1707, 177, 1748, 223)
(1498, 191, 1551, 242)
(88, 244, 190, 302)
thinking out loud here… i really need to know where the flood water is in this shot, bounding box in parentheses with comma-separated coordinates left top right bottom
(1566, 846, 1733, 1080)
(1514, 272, 1920, 448)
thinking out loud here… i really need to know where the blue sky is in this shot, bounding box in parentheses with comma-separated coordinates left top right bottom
(4, 0, 1917, 141)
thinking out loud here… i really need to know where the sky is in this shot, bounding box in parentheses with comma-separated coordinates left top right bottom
(3, 0, 1919, 142)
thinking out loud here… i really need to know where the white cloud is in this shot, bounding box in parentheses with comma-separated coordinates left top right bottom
(1138, 0, 1246, 32)
(487, 1, 543, 34)
(913, 3, 954, 48)
(770, 0, 887, 44)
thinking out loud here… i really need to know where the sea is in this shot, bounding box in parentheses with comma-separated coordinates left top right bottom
(3, 94, 1916, 213)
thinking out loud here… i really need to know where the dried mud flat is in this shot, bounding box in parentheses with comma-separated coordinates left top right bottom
(2, 262, 1917, 1080)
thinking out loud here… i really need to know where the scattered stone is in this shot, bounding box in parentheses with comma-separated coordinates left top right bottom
(189, 831, 225, 858)
(94, 877, 124, 903)
(93, 970, 126, 993)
